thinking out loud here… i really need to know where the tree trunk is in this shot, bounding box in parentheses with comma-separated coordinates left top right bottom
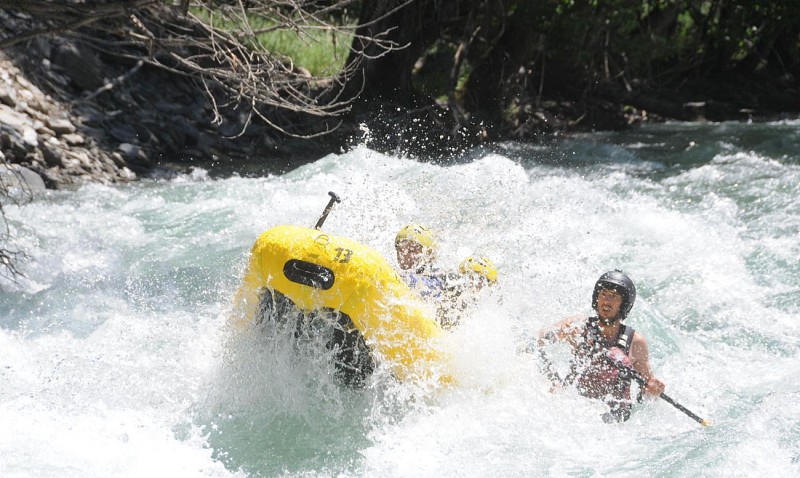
(347, 0, 440, 104)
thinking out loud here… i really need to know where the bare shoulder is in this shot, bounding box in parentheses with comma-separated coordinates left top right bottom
(628, 329, 659, 379)
(629, 330, 651, 364)
(630, 330, 649, 349)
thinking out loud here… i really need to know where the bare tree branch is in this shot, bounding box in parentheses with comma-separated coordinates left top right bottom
(0, 161, 31, 283)
(0, 0, 158, 49)
(1, 0, 410, 138)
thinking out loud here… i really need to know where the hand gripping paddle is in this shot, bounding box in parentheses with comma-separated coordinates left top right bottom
(605, 354, 712, 427)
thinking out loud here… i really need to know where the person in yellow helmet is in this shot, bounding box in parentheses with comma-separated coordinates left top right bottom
(459, 255, 498, 291)
(395, 224, 438, 271)
(394, 224, 447, 300)
(438, 254, 499, 329)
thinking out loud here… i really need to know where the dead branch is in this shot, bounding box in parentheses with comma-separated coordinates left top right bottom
(0, 160, 32, 282)
(1, 0, 410, 138)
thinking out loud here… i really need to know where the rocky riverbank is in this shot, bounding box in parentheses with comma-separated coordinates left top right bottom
(0, 8, 333, 192)
(1, 50, 135, 190)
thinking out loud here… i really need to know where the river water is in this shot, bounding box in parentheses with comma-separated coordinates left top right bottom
(1, 121, 798, 477)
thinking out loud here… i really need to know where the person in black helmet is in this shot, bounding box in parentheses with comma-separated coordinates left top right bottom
(536, 270, 665, 422)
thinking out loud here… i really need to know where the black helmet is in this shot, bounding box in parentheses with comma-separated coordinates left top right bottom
(592, 270, 636, 320)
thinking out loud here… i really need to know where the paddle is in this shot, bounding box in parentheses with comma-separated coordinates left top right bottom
(604, 355, 712, 427)
(314, 191, 341, 229)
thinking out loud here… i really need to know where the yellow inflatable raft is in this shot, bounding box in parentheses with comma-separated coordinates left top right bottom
(233, 224, 450, 384)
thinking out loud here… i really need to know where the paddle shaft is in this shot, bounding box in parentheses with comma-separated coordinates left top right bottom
(314, 191, 341, 229)
(657, 392, 708, 426)
(607, 356, 710, 426)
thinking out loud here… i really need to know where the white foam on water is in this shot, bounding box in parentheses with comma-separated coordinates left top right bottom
(1, 124, 799, 476)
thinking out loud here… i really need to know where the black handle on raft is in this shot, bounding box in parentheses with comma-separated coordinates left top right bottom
(604, 355, 711, 427)
(314, 191, 341, 230)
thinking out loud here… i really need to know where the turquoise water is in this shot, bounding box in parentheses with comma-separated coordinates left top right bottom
(1, 121, 798, 477)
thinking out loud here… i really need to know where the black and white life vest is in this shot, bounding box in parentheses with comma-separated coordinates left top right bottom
(569, 316, 636, 401)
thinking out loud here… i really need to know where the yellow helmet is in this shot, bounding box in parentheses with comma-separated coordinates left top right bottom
(395, 224, 438, 250)
(459, 255, 498, 284)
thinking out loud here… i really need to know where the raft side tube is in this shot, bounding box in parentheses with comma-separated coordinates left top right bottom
(232, 225, 449, 383)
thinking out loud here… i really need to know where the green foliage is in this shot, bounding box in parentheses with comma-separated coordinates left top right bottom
(408, 0, 800, 126)
(518, 0, 800, 84)
(193, 8, 353, 76)
(200, 0, 797, 118)
(257, 26, 353, 76)
(411, 41, 476, 106)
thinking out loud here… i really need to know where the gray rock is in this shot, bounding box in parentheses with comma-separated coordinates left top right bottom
(42, 140, 64, 167)
(21, 126, 38, 148)
(108, 123, 138, 142)
(33, 36, 51, 58)
(1, 129, 32, 158)
(45, 69, 70, 88)
(73, 150, 92, 168)
(34, 125, 56, 138)
(13, 74, 35, 93)
(118, 167, 136, 181)
(46, 117, 76, 135)
(118, 142, 139, 162)
(39, 168, 64, 189)
(102, 161, 117, 175)
(59, 152, 82, 169)
(61, 133, 85, 146)
(110, 152, 126, 167)
(0, 164, 47, 194)
(52, 41, 104, 91)
(0, 84, 15, 107)
(0, 103, 29, 128)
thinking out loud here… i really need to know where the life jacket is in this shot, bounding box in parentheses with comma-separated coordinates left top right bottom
(436, 272, 482, 329)
(568, 317, 636, 420)
(401, 268, 446, 299)
(402, 268, 467, 329)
